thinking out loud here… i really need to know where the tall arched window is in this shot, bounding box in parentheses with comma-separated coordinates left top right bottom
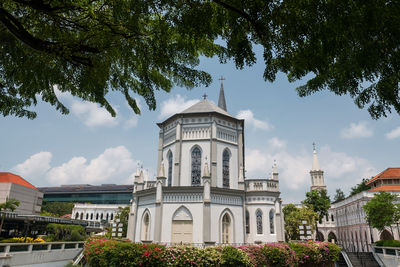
(80, 213, 83, 220)
(96, 213, 99, 220)
(222, 213, 231, 243)
(223, 149, 230, 188)
(245, 210, 250, 234)
(191, 147, 201, 186)
(90, 213, 93, 220)
(143, 213, 150, 241)
(110, 213, 114, 221)
(269, 209, 275, 234)
(75, 212, 79, 219)
(167, 151, 173, 186)
(256, 209, 263, 234)
(86, 213, 89, 220)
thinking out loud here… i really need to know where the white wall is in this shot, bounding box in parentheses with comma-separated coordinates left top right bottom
(161, 203, 203, 243)
(246, 203, 278, 243)
(135, 204, 156, 242)
(210, 204, 244, 244)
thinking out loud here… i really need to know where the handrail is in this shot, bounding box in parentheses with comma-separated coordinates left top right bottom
(371, 244, 393, 267)
(340, 250, 353, 267)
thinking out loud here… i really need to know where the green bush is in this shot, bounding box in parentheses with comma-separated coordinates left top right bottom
(84, 239, 340, 267)
(375, 240, 400, 247)
(46, 223, 86, 241)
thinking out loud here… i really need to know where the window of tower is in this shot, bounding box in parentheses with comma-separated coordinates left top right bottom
(256, 209, 263, 234)
(191, 147, 201, 186)
(223, 149, 230, 188)
(167, 151, 173, 186)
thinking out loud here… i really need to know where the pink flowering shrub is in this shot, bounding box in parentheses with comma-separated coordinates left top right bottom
(83, 239, 339, 267)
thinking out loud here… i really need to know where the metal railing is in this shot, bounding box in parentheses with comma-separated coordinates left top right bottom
(0, 241, 84, 254)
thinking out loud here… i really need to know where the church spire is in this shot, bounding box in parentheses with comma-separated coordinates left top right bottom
(218, 76, 227, 111)
(310, 143, 326, 191)
(312, 142, 321, 171)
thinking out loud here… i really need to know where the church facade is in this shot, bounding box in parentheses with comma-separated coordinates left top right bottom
(127, 83, 284, 245)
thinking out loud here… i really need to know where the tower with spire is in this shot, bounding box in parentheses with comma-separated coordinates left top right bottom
(218, 76, 227, 111)
(310, 143, 326, 191)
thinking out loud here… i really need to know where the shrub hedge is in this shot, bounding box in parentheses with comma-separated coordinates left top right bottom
(374, 240, 400, 247)
(84, 239, 340, 267)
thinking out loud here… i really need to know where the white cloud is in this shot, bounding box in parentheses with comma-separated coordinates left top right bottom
(70, 101, 118, 127)
(13, 146, 148, 186)
(237, 110, 273, 131)
(124, 117, 139, 128)
(386, 126, 400, 140)
(340, 121, 373, 139)
(245, 139, 376, 203)
(47, 146, 139, 185)
(12, 152, 52, 180)
(158, 95, 199, 119)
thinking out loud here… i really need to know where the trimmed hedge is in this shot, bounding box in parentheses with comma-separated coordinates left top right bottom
(84, 238, 340, 267)
(374, 240, 400, 247)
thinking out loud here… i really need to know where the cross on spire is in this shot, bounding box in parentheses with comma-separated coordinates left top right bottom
(313, 142, 316, 151)
(202, 93, 208, 100)
(218, 76, 225, 85)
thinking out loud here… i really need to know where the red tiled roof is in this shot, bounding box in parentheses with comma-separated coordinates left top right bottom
(366, 168, 400, 185)
(369, 185, 400, 192)
(0, 172, 37, 190)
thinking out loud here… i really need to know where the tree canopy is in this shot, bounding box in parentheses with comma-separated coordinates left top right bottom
(303, 189, 330, 240)
(363, 191, 396, 232)
(333, 188, 345, 203)
(2, 0, 400, 119)
(283, 204, 318, 241)
(41, 201, 75, 217)
(349, 178, 371, 196)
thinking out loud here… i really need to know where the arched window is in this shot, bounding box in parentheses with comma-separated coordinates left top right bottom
(191, 147, 201, 186)
(168, 151, 173, 186)
(223, 149, 230, 188)
(256, 209, 263, 234)
(110, 213, 114, 221)
(222, 213, 231, 243)
(106, 213, 109, 221)
(96, 213, 99, 220)
(86, 213, 89, 220)
(80, 213, 83, 220)
(245, 210, 250, 234)
(143, 213, 150, 241)
(90, 213, 93, 220)
(75, 212, 79, 219)
(331, 214, 334, 222)
(269, 210, 275, 234)
(100, 213, 103, 220)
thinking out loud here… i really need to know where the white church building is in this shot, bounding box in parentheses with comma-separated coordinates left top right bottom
(127, 82, 284, 245)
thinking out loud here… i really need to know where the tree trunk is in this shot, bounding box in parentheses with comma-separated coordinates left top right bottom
(315, 221, 319, 241)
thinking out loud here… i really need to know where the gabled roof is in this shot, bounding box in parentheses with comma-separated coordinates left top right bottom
(366, 168, 400, 185)
(158, 99, 239, 126)
(0, 172, 37, 190)
(180, 99, 233, 117)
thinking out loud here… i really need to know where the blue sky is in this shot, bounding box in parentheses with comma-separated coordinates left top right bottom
(1, 46, 400, 203)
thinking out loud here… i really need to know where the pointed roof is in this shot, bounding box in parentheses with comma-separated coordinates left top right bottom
(180, 99, 234, 118)
(0, 172, 37, 190)
(218, 82, 227, 111)
(311, 146, 321, 171)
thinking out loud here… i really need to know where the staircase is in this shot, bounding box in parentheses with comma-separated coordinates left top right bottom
(336, 252, 349, 267)
(346, 252, 380, 267)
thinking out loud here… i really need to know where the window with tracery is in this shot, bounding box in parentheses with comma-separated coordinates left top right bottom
(245, 210, 250, 234)
(269, 210, 275, 234)
(222, 213, 231, 243)
(256, 209, 263, 234)
(223, 149, 230, 188)
(168, 151, 173, 186)
(191, 147, 201, 186)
